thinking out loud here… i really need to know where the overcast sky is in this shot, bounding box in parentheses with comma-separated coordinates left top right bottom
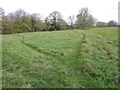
(0, 0, 119, 23)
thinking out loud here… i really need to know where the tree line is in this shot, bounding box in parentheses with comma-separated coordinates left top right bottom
(0, 7, 118, 34)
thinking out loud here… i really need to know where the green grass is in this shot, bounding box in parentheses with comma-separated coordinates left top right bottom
(2, 27, 118, 88)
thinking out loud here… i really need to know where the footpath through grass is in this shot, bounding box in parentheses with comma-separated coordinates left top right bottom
(2, 27, 118, 88)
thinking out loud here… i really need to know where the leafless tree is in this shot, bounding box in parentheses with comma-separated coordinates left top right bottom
(69, 15, 75, 29)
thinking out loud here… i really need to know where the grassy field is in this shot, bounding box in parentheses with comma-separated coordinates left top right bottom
(2, 27, 118, 88)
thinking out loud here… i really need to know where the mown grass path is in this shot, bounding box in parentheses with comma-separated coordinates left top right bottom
(17, 33, 86, 63)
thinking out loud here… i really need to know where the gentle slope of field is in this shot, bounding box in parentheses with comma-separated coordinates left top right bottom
(2, 27, 118, 88)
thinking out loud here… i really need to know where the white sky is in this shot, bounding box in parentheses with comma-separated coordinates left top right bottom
(0, 0, 119, 23)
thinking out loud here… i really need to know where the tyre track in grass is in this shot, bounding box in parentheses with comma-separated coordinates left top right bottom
(63, 32, 86, 85)
(75, 33, 86, 58)
(17, 34, 62, 60)
(73, 33, 86, 69)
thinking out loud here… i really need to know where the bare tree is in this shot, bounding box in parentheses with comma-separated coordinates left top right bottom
(30, 13, 44, 32)
(56, 18, 68, 30)
(76, 8, 94, 29)
(44, 17, 51, 30)
(9, 9, 28, 24)
(49, 11, 62, 30)
(69, 15, 75, 29)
